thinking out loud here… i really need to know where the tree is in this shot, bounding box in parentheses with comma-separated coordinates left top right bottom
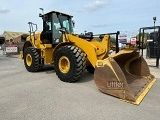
(110, 36, 116, 45)
(136, 32, 149, 42)
(135, 32, 149, 49)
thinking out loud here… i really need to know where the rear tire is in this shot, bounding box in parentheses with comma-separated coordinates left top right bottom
(24, 47, 42, 72)
(54, 45, 86, 82)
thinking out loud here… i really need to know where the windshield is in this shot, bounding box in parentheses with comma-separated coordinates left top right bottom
(58, 14, 74, 34)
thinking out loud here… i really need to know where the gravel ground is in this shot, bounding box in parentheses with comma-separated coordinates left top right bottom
(0, 55, 160, 120)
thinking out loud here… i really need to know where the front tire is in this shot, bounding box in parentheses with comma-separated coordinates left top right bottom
(54, 45, 86, 82)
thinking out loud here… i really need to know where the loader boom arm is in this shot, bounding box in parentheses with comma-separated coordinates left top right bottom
(66, 34, 110, 67)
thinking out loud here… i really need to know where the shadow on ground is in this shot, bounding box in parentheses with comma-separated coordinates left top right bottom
(40, 65, 55, 74)
(39, 65, 94, 83)
(77, 71, 94, 83)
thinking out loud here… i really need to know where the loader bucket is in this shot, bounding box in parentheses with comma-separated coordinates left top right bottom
(94, 49, 156, 105)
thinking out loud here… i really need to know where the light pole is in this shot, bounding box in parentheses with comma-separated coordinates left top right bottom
(153, 16, 156, 27)
(153, 17, 156, 43)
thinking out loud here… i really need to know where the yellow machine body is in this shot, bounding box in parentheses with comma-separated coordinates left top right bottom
(21, 10, 156, 105)
(22, 33, 110, 66)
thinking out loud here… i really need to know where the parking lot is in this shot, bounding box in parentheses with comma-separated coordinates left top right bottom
(0, 56, 160, 120)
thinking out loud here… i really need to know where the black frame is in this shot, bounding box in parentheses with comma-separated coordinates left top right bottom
(94, 31, 120, 53)
(139, 26, 160, 68)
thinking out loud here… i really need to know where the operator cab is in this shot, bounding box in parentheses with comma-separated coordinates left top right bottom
(39, 11, 74, 44)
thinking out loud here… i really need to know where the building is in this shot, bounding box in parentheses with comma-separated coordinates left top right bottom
(2, 31, 29, 44)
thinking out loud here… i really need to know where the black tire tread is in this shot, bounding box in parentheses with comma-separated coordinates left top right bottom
(24, 47, 42, 72)
(54, 45, 86, 82)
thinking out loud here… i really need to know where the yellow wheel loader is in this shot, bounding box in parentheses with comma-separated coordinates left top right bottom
(21, 10, 156, 105)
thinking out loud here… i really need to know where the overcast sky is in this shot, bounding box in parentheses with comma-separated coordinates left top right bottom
(0, 0, 160, 35)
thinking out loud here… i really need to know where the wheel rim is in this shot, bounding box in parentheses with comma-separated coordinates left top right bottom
(26, 54, 32, 66)
(59, 56, 70, 73)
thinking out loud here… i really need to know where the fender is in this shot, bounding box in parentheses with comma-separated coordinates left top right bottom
(52, 42, 74, 58)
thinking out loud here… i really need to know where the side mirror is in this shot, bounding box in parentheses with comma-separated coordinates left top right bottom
(72, 20, 75, 28)
(39, 13, 43, 17)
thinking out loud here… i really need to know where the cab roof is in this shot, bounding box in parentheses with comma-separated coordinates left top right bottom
(45, 10, 73, 17)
